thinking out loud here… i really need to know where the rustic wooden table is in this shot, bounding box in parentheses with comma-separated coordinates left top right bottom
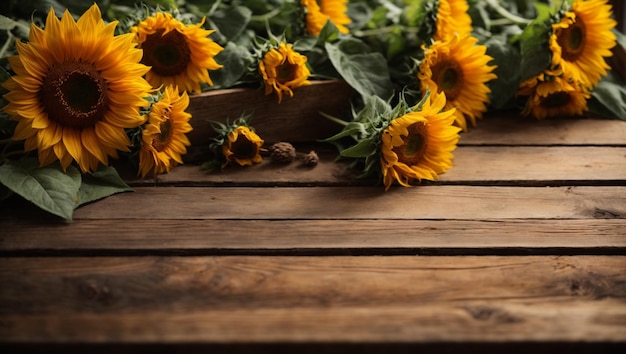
(1, 106, 625, 353)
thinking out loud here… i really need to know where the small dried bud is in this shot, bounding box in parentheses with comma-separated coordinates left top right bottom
(300, 150, 319, 166)
(269, 142, 296, 164)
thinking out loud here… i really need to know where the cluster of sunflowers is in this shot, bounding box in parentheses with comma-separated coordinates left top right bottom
(0, 0, 623, 219)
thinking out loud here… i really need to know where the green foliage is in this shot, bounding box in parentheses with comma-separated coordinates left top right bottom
(325, 39, 394, 100)
(0, 158, 81, 220)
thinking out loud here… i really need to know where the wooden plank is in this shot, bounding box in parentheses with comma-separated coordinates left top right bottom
(1, 256, 625, 342)
(153, 146, 626, 185)
(64, 186, 625, 220)
(1, 219, 625, 252)
(460, 114, 626, 146)
(186, 80, 354, 145)
(444, 146, 626, 182)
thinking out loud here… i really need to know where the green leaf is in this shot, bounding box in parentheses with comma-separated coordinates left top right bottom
(0, 158, 81, 220)
(325, 40, 394, 100)
(588, 72, 626, 121)
(485, 34, 522, 109)
(340, 137, 378, 158)
(77, 166, 133, 207)
(518, 20, 552, 81)
(316, 20, 340, 45)
(210, 42, 254, 88)
(210, 5, 252, 41)
(0, 15, 19, 30)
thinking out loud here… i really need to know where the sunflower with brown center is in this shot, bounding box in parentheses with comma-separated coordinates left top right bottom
(418, 35, 497, 131)
(381, 91, 461, 191)
(518, 73, 590, 119)
(139, 86, 192, 177)
(222, 126, 264, 167)
(259, 42, 311, 103)
(131, 12, 224, 93)
(549, 0, 616, 88)
(434, 0, 473, 41)
(301, 0, 351, 36)
(1, 4, 152, 173)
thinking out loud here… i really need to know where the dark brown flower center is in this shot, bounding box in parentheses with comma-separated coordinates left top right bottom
(41, 61, 109, 129)
(141, 29, 191, 77)
(541, 91, 572, 108)
(557, 19, 586, 61)
(432, 59, 463, 100)
(393, 121, 429, 166)
(230, 134, 259, 160)
(276, 63, 297, 83)
(151, 107, 173, 152)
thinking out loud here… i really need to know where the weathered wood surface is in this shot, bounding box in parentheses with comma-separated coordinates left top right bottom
(1, 256, 625, 343)
(0, 100, 625, 352)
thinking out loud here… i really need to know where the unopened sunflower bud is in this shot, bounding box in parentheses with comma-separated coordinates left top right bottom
(300, 150, 319, 166)
(269, 142, 296, 164)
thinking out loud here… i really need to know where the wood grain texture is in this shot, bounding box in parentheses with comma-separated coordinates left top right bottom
(186, 80, 354, 145)
(1, 256, 625, 342)
(1, 219, 625, 251)
(150, 146, 626, 185)
(460, 114, 626, 146)
(66, 186, 625, 220)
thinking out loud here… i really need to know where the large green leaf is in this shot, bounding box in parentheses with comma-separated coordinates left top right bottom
(518, 21, 551, 81)
(77, 166, 133, 207)
(485, 35, 522, 109)
(325, 40, 394, 100)
(0, 158, 81, 220)
(210, 42, 254, 89)
(588, 72, 626, 121)
(209, 5, 252, 42)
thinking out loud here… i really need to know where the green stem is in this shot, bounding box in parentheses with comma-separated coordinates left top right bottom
(319, 111, 348, 127)
(250, 8, 282, 23)
(484, 0, 532, 25)
(354, 25, 418, 37)
(0, 31, 14, 59)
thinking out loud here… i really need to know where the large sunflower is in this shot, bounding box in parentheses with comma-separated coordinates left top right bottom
(139, 85, 192, 178)
(259, 42, 311, 103)
(381, 91, 461, 191)
(2, 4, 152, 173)
(418, 35, 497, 131)
(222, 126, 264, 167)
(518, 74, 589, 119)
(435, 0, 472, 41)
(549, 0, 616, 88)
(131, 12, 224, 93)
(301, 0, 351, 36)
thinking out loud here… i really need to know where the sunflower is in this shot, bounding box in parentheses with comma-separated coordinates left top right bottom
(434, 0, 473, 41)
(418, 35, 497, 131)
(1, 4, 152, 173)
(222, 126, 264, 167)
(138, 86, 192, 178)
(381, 91, 461, 191)
(131, 12, 224, 93)
(518, 74, 590, 119)
(549, 0, 617, 88)
(301, 0, 351, 36)
(259, 42, 311, 103)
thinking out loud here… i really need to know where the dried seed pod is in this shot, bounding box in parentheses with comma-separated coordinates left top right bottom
(300, 150, 319, 166)
(269, 142, 296, 164)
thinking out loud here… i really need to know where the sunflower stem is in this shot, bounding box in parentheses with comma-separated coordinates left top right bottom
(250, 8, 282, 23)
(319, 111, 348, 127)
(484, 0, 532, 26)
(0, 31, 15, 59)
(353, 25, 418, 37)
